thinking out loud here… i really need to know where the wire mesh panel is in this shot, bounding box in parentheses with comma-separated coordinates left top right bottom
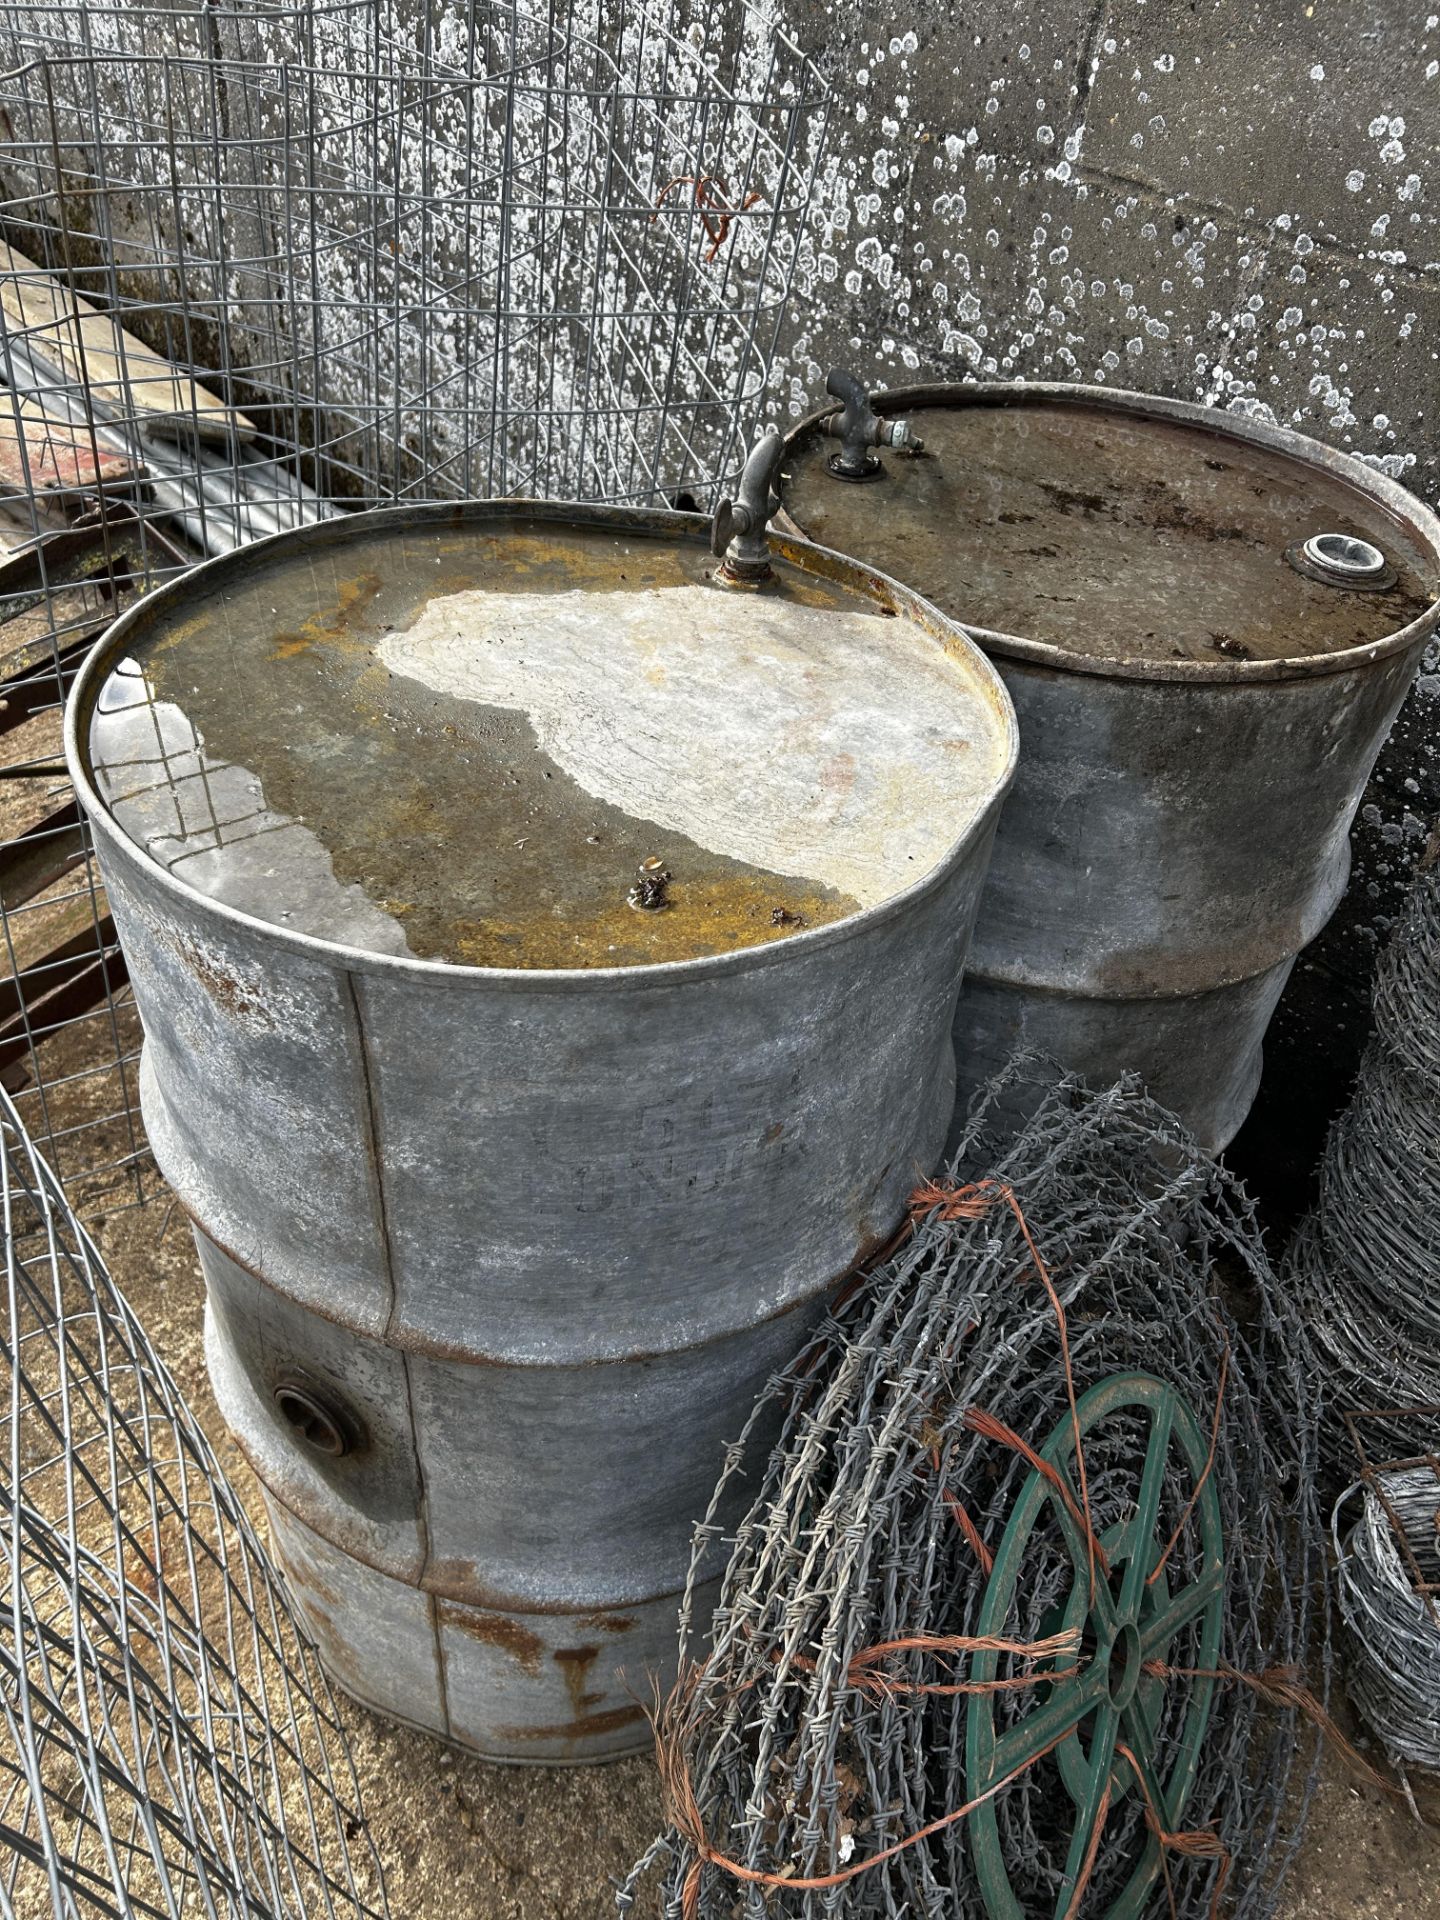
(0, 1077, 389, 1919)
(0, 0, 828, 1205)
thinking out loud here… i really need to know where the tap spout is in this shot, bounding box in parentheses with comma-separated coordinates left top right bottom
(710, 426, 787, 582)
(821, 368, 920, 480)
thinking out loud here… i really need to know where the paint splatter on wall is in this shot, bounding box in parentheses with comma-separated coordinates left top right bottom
(771, 3, 1435, 498)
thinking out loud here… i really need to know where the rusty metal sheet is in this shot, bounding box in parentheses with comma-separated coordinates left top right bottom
(0, 410, 138, 497)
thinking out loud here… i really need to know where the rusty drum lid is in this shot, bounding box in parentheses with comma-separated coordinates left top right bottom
(781, 381, 1440, 674)
(77, 505, 1015, 971)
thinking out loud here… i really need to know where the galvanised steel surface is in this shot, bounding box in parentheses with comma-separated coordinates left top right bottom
(781, 381, 1440, 1150)
(65, 498, 1018, 1763)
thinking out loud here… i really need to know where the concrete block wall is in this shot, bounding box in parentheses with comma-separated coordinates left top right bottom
(769, 0, 1439, 1204)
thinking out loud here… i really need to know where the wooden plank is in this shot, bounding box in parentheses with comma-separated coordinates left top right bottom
(0, 508, 191, 605)
(0, 406, 139, 497)
(0, 583, 115, 675)
(0, 512, 193, 695)
(0, 940, 127, 1079)
(0, 632, 99, 735)
(0, 800, 86, 911)
(0, 523, 140, 653)
(0, 906, 118, 1032)
(0, 494, 77, 554)
(2, 882, 109, 977)
(0, 241, 256, 447)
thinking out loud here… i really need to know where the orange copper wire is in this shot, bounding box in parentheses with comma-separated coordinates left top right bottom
(933, 1450, 995, 1575)
(1146, 1333, 1229, 1588)
(1061, 1773, 1114, 1920)
(1114, 1738, 1231, 1920)
(910, 1175, 1102, 1599)
(652, 173, 765, 261)
(667, 1723, 1075, 1916)
(1141, 1659, 1399, 1797)
(962, 1406, 1113, 1579)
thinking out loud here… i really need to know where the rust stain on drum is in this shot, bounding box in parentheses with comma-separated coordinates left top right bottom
(554, 1644, 607, 1716)
(93, 522, 887, 969)
(434, 1603, 546, 1677)
(269, 570, 385, 661)
(578, 1612, 636, 1635)
(491, 1703, 647, 1744)
(1093, 906, 1311, 999)
(274, 1541, 347, 1621)
(783, 390, 1437, 667)
(169, 932, 275, 1028)
(85, 511, 1010, 972)
(490, 1641, 650, 1749)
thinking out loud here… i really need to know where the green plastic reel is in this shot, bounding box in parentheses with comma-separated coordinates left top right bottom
(965, 1372, 1225, 1919)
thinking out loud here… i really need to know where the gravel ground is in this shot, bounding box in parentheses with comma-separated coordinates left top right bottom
(86, 1186, 1440, 1920)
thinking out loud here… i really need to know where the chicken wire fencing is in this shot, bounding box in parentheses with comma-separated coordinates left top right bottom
(0, 0, 828, 1210)
(0, 1076, 389, 1920)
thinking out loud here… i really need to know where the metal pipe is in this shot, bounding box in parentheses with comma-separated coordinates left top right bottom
(819, 366, 919, 479)
(710, 425, 786, 581)
(0, 328, 330, 555)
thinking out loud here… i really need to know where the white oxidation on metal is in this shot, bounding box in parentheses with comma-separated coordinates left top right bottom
(64, 499, 1017, 1763)
(780, 381, 1440, 1151)
(372, 587, 997, 912)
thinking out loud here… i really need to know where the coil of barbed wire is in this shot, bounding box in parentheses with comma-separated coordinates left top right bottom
(1289, 854, 1440, 1469)
(1334, 1467, 1440, 1777)
(1371, 855, 1440, 1084)
(621, 1066, 1324, 1920)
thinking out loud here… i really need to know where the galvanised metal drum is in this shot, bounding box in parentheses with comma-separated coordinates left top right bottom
(66, 491, 1017, 1762)
(781, 379, 1440, 1151)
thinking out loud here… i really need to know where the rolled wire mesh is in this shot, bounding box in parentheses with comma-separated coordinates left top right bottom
(1333, 1466, 1440, 1779)
(0, 0, 827, 1206)
(0, 1076, 389, 1919)
(1287, 845, 1440, 1469)
(622, 1067, 1324, 1919)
